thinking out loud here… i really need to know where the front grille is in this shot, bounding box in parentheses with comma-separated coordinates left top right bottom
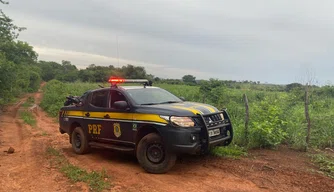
(193, 113, 229, 128)
(204, 113, 228, 128)
(204, 113, 223, 124)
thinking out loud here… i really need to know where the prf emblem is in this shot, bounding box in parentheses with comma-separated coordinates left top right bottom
(88, 124, 102, 135)
(113, 123, 121, 138)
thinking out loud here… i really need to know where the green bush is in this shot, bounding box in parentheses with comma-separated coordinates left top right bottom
(310, 153, 334, 179)
(284, 105, 307, 150)
(40, 80, 100, 117)
(249, 96, 287, 148)
(309, 98, 334, 148)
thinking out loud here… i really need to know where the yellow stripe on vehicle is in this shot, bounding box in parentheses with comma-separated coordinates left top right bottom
(89, 112, 133, 119)
(65, 111, 168, 124)
(171, 106, 203, 115)
(66, 111, 84, 117)
(189, 102, 217, 113)
(133, 114, 168, 124)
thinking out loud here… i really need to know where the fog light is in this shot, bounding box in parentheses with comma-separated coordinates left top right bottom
(191, 135, 196, 141)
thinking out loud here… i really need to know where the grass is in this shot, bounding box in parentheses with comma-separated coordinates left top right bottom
(22, 96, 35, 108)
(46, 146, 62, 156)
(35, 131, 49, 137)
(210, 145, 247, 159)
(20, 96, 37, 126)
(310, 152, 334, 179)
(46, 146, 111, 191)
(61, 165, 110, 191)
(41, 131, 49, 136)
(19, 110, 36, 126)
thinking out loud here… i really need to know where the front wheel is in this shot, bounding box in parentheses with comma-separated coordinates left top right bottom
(136, 133, 176, 174)
(71, 127, 90, 154)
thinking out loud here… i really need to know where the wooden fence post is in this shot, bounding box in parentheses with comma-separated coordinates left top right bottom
(243, 94, 249, 146)
(305, 84, 311, 151)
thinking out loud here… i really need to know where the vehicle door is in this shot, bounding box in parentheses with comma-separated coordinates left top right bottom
(83, 89, 110, 141)
(99, 89, 135, 144)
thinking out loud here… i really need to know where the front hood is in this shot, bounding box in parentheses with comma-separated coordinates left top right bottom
(136, 102, 219, 116)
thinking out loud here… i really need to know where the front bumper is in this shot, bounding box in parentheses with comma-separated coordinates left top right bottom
(162, 110, 233, 155)
(172, 134, 232, 154)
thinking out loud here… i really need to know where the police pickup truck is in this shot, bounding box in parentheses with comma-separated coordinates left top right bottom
(58, 78, 233, 174)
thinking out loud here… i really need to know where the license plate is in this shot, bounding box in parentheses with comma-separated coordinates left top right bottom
(208, 128, 220, 137)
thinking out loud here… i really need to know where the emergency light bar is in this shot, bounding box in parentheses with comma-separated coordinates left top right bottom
(108, 77, 152, 87)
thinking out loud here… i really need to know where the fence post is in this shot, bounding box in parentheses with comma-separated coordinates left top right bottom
(243, 94, 249, 146)
(305, 84, 311, 151)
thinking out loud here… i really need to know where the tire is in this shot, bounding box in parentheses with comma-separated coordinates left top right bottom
(71, 127, 90, 154)
(136, 133, 176, 174)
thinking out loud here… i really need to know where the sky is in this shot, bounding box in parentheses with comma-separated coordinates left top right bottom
(3, 0, 334, 85)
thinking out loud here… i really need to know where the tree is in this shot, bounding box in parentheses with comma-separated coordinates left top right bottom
(0, 54, 16, 103)
(154, 77, 161, 82)
(286, 83, 303, 92)
(182, 75, 196, 85)
(80, 64, 114, 82)
(78, 69, 94, 82)
(0, 1, 42, 106)
(0, 1, 26, 42)
(1, 41, 38, 64)
(121, 64, 147, 79)
(37, 61, 62, 81)
(61, 60, 77, 72)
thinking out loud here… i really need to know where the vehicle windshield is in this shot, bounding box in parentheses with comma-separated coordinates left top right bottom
(125, 87, 183, 105)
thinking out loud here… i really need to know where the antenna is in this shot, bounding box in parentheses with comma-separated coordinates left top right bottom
(117, 35, 120, 66)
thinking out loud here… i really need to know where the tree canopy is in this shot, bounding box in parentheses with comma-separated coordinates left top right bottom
(182, 74, 196, 85)
(0, 1, 40, 106)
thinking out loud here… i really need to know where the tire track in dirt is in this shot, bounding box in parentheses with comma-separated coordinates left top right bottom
(0, 89, 85, 192)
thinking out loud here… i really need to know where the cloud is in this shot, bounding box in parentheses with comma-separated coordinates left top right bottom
(4, 0, 334, 84)
(34, 46, 212, 79)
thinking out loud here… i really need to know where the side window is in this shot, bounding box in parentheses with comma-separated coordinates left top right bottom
(110, 90, 127, 108)
(90, 90, 108, 108)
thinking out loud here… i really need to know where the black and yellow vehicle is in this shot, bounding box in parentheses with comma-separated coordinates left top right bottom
(58, 78, 233, 174)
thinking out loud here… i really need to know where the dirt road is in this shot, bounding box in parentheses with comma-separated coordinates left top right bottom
(0, 87, 333, 192)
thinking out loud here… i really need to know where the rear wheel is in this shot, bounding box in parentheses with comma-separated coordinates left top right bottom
(71, 127, 90, 154)
(136, 133, 176, 174)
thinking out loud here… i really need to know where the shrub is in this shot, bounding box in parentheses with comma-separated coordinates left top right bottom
(248, 96, 287, 148)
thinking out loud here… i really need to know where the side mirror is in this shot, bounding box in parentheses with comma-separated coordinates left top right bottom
(179, 97, 186, 101)
(113, 101, 129, 110)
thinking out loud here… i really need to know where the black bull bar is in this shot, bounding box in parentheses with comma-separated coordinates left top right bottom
(197, 110, 233, 153)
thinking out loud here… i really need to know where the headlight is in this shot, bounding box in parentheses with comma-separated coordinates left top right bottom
(160, 116, 195, 127)
(171, 116, 195, 127)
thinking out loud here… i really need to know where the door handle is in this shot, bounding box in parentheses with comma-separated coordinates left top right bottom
(104, 114, 110, 119)
(85, 112, 90, 117)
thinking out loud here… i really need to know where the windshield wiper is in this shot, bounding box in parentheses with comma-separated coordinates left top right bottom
(158, 101, 182, 104)
(141, 103, 160, 105)
(141, 101, 182, 105)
